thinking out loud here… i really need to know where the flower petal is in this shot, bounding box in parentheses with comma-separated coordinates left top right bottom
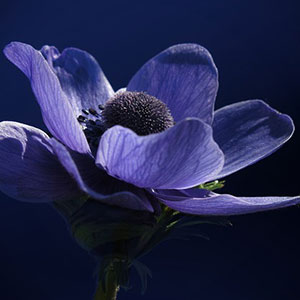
(41, 45, 114, 115)
(50, 139, 154, 212)
(154, 189, 300, 216)
(127, 44, 218, 124)
(212, 100, 294, 178)
(3, 42, 90, 154)
(0, 121, 81, 202)
(96, 118, 224, 189)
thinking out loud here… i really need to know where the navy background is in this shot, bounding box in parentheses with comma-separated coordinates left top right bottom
(0, 0, 300, 299)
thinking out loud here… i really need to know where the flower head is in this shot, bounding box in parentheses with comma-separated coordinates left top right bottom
(1, 41, 299, 216)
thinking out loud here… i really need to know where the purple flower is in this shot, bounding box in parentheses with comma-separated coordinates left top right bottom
(1, 41, 299, 216)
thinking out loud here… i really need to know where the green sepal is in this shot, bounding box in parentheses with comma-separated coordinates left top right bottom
(53, 197, 155, 254)
(54, 195, 231, 297)
(130, 207, 180, 259)
(72, 222, 151, 251)
(198, 180, 225, 191)
(53, 196, 88, 219)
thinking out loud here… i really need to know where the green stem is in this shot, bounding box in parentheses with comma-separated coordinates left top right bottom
(94, 269, 120, 300)
(132, 206, 178, 258)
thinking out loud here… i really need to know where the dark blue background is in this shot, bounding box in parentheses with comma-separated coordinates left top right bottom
(1, 0, 300, 299)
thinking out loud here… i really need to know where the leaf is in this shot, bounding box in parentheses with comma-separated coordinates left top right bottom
(168, 230, 210, 241)
(132, 259, 152, 294)
(174, 215, 232, 229)
(198, 180, 225, 191)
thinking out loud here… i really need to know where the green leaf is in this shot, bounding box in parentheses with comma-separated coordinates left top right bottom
(198, 180, 225, 191)
(132, 259, 152, 294)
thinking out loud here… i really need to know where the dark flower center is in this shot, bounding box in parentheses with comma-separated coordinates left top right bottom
(102, 91, 174, 135)
(77, 91, 174, 150)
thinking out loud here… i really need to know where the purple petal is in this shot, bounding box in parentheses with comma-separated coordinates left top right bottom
(50, 139, 154, 212)
(96, 118, 224, 189)
(3, 42, 90, 154)
(154, 189, 300, 216)
(41, 45, 114, 115)
(127, 44, 218, 124)
(212, 100, 294, 179)
(0, 121, 81, 202)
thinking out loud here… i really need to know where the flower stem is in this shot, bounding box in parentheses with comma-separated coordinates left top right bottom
(94, 269, 120, 300)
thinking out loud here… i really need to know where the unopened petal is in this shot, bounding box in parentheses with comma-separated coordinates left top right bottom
(51, 139, 154, 212)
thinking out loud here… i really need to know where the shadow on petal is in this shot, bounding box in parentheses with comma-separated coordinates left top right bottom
(213, 100, 294, 179)
(50, 138, 154, 212)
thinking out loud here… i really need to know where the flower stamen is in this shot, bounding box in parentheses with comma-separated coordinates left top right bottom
(82, 109, 89, 115)
(77, 115, 87, 123)
(88, 108, 99, 117)
(77, 91, 174, 151)
(77, 105, 106, 151)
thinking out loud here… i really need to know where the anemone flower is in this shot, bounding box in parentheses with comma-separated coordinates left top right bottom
(1, 41, 299, 215)
(1, 41, 299, 299)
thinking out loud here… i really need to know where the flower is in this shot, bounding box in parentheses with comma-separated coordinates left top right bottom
(1, 41, 299, 216)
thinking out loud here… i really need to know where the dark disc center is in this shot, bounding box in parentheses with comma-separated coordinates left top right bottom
(102, 91, 174, 136)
